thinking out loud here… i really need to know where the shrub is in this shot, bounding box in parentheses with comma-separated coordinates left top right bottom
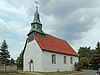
(75, 62, 82, 71)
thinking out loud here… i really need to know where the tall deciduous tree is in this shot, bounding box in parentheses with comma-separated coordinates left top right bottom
(91, 42, 100, 69)
(78, 42, 100, 69)
(78, 46, 92, 69)
(78, 46, 92, 58)
(0, 40, 10, 64)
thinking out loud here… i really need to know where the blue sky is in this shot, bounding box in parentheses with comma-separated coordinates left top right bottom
(0, 0, 100, 59)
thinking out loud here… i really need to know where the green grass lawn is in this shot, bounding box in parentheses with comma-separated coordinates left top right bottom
(0, 70, 82, 75)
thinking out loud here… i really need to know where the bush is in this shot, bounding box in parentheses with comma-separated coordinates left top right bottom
(75, 62, 82, 71)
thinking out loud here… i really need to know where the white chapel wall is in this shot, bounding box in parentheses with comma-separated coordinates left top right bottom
(23, 39, 42, 72)
(42, 51, 79, 72)
(23, 38, 79, 72)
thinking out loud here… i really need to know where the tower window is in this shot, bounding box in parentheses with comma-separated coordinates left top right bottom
(33, 25, 35, 28)
(37, 25, 41, 29)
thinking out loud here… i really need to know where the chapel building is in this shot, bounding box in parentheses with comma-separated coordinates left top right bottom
(23, 5, 79, 72)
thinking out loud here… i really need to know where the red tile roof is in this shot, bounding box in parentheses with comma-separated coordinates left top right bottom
(34, 34, 79, 56)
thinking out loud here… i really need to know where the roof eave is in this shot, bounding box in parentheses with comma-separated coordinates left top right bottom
(42, 49, 79, 57)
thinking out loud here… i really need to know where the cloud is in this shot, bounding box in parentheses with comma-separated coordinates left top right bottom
(40, 0, 100, 51)
(72, 18, 100, 52)
(0, 0, 31, 59)
(0, 18, 27, 59)
(41, 0, 100, 41)
(0, 19, 10, 36)
(0, 0, 100, 59)
(39, 0, 99, 18)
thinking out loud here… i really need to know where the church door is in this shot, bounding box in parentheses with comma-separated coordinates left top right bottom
(29, 60, 33, 72)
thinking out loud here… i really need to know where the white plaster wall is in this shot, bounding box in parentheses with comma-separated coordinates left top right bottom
(42, 51, 79, 72)
(23, 39, 42, 72)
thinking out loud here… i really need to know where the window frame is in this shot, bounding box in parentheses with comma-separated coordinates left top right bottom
(64, 56, 67, 64)
(70, 57, 73, 64)
(52, 54, 56, 64)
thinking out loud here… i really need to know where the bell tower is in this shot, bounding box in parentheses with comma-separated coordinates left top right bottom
(27, 1, 44, 42)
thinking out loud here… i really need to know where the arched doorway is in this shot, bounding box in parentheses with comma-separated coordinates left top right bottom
(29, 59, 33, 72)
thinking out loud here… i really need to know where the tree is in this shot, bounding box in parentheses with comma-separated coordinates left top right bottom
(16, 50, 24, 69)
(0, 40, 10, 64)
(78, 42, 100, 69)
(91, 42, 100, 69)
(0, 49, 2, 64)
(78, 46, 92, 69)
(10, 58, 15, 65)
(78, 46, 92, 58)
(79, 57, 90, 69)
(75, 62, 82, 71)
(96, 42, 100, 51)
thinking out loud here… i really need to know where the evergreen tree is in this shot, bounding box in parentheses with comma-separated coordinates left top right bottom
(0, 40, 10, 64)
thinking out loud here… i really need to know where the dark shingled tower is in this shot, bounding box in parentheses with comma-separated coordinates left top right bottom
(27, 5, 44, 42)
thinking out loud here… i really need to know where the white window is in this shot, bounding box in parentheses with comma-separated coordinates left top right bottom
(64, 56, 66, 64)
(70, 57, 73, 64)
(52, 54, 56, 64)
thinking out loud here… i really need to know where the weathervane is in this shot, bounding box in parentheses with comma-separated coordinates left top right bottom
(34, 0, 39, 7)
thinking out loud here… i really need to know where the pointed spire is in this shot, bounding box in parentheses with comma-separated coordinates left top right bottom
(27, 1, 44, 36)
(32, 2, 41, 24)
(36, 6, 38, 13)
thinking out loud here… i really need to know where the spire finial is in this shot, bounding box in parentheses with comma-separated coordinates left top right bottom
(34, 1, 39, 13)
(35, 1, 39, 8)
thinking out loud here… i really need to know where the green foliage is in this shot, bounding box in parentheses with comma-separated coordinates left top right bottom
(90, 42, 100, 69)
(75, 62, 82, 71)
(10, 58, 15, 65)
(16, 50, 24, 69)
(78, 42, 100, 69)
(79, 57, 90, 69)
(95, 42, 100, 51)
(78, 46, 91, 69)
(0, 40, 10, 64)
(78, 46, 92, 58)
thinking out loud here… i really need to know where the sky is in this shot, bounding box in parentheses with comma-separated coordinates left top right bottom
(0, 0, 100, 59)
